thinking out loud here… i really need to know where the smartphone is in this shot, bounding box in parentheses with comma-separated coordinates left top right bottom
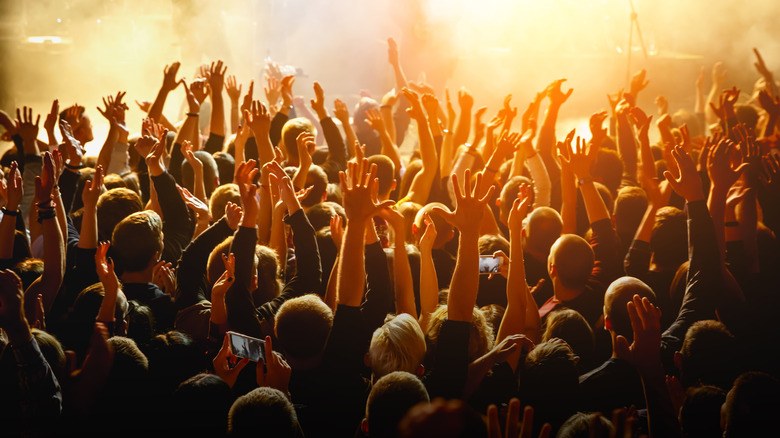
(479, 255, 503, 275)
(228, 331, 266, 362)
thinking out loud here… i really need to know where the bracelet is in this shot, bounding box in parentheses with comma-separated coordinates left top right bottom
(725, 221, 739, 227)
(37, 208, 56, 223)
(187, 112, 199, 117)
(65, 162, 83, 170)
(1, 207, 19, 217)
(36, 200, 55, 209)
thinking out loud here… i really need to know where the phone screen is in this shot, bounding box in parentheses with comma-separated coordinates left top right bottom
(479, 256, 501, 274)
(228, 331, 266, 362)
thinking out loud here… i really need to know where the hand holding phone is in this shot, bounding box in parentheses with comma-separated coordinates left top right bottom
(479, 255, 504, 275)
(228, 331, 266, 362)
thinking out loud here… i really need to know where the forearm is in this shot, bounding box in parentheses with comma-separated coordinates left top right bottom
(337, 220, 368, 307)
(78, 206, 98, 249)
(616, 115, 638, 182)
(447, 231, 480, 322)
(392, 232, 416, 317)
(342, 121, 358, 159)
(381, 106, 397, 145)
(705, 85, 720, 126)
(497, 236, 528, 343)
(323, 255, 339, 313)
(379, 129, 403, 175)
(706, 188, 728, 260)
(579, 181, 611, 224)
(210, 92, 226, 137)
(257, 185, 272, 245)
(560, 167, 577, 235)
(453, 110, 471, 149)
(0, 214, 16, 259)
(419, 246, 439, 327)
(526, 154, 551, 207)
(37, 212, 65, 313)
(439, 129, 455, 176)
(269, 203, 287, 266)
(148, 88, 171, 124)
(97, 127, 119, 172)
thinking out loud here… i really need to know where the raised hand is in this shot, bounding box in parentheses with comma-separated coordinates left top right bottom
(340, 159, 393, 222)
(143, 127, 169, 177)
(207, 60, 227, 96)
(712, 61, 727, 88)
(546, 79, 573, 107)
(263, 75, 281, 108)
(606, 88, 624, 117)
(280, 75, 295, 109)
(487, 398, 551, 438)
(495, 131, 521, 159)
(589, 111, 608, 143)
(402, 88, 425, 120)
(235, 160, 259, 226)
(240, 80, 255, 115)
(82, 165, 104, 210)
(508, 184, 532, 233)
(707, 139, 748, 192)
(559, 136, 597, 181)
(364, 108, 385, 133)
(433, 169, 495, 235)
(181, 80, 201, 114)
(458, 88, 474, 112)
(310, 81, 328, 119)
(189, 78, 209, 108)
(614, 294, 662, 377)
(333, 98, 350, 126)
(753, 48, 773, 80)
(629, 69, 650, 98)
(655, 95, 668, 116)
(710, 87, 740, 121)
(182, 139, 203, 169)
(256, 336, 292, 396)
(421, 93, 440, 121)
(95, 241, 119, 297)
(43, 99, 59, 144)
(245, 100, 271, 139)
(329, 214, 344, 249)
(16, 106, 40, 153)
(161, 62, 181, 93)
(382, 88, 399, 109)
(34, 152, 55, 205)
(225, 75, 242, 104)
(758, 90, 780, 119)
(387, 37, 400, 68)
(3, 162, 22, 211)
(664, 145, 705, 202)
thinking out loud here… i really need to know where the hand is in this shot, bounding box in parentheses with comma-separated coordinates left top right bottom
(256, 336, 292, 395)
(16, 106, 40, 150)
(487, 398, 551, 438)
(333, 98, 350, 126)
(135, 99, 152, 113)
(235, 160, 259, 225)
(695, 66, 705, 90)
(181, 80, 202, 114)
(606, 88, 624, 117)
(0, 269, 29, 344)
(310, 81, 328, 119)
(629, 107, 653, 143)
(655, 95, 668, 115)
(508, 184, 532, 233)
(629, 69, 649, 98)
(489, 334, 534, 365)
(489, 250, 509, 280)
(241, 80, 255, 115)
(3, 162, 22, 211)
(387, 37, 400, 68)
(707, 139, 748, 192)
(263, 75, 281, 107)
(280, 75, 295, 107)
(0, 110, 17, 141)
(502, 95, 518, 127)
(589, 111, 608, 142)
(211, 253, 236, 299)
(733, 123, 761, 184)
(422, 93, 440, 120)
(759, 153, 780, 195)
(95, 241, 120, 296)
(758, 90, 780, 119)
(82, 165, 104, 210)
(494, 131, 521, 161)
(178, 185, 210, 221)
(614, 294, 662, 377)
(753, 48, 773, 79)
(59, 119, 85, 166)
(377, 204, 405, 233)
(402, 88, 425, 120)
(339, 159, 393, 222)
(43, 99, 59, 136)
(295, 131, 315, 168)
(266, 160, 299, 211)
(418, 212, 437, 252)
(245, 100, 271, 139)
(225, 75, 242, 104)
(223, 201, 242, 230)
(710, 87, 740, 120)
(457, 88, 474, 112)
(152, 260, 176, 296)
(213, 333, 250, 389)
(34, 152, 55, 205)
(329, 214, 344, 249)
(712, 61, 727, 88)
(664, 145, 705, 202)
(546, 79, 573, 107)
(473, 106, 487, 142)
(433, 169, 495, 235)
(182, 140, 203, 173)
(161, 62, 181, 93)
(364, 108, 385, 133)
(143, 127, 169, 177)
(382, 88, 399, 108)
(559, 136, 597, 181)
(207, 60, 227, 96)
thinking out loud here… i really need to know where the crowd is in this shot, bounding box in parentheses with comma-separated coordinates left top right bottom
(0, 37, 779, 437)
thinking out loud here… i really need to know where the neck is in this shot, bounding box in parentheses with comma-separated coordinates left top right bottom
(120, 266, 155, 284)
(552, 278, 584, 302)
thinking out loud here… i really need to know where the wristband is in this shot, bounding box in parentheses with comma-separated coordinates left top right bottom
(36, 199, 55, 209)
(65, 162, 83, 170)
(724, 221, 739, 227)
(187, 112, 199, 117)
(1, 207, 19, 217)
(37, 207, 56, 223)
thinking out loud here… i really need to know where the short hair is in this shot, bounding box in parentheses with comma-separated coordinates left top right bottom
(526, 207, 563, 255)
(13, 258, 43, 292)
(107, 336, 149, 376)
(207, 237, 233, 284)
(126, 300, 155, 349)
(146, 331, 205, 392)
(367, 155, 396, 197)
(325, 183, 342, 204)
(103, 173, 127, 191)
(557, 412, 614, 438)
(613, 186, 647, 240)
(274, 294, 333, 360)
(253, 245, 281, 306)
(679, 385, 726, 438)
(212, 151, 235, 185)
(723, 372, 780, 437)
(369, 314, 426, 379)
(228, 387, 300, 437)
(305, 201, 346, 231)
(650, 206, 688, 269)
(301, 164, 328, 208)
(735, 104, 759, 132)
(520, 341, 580, 434)
(397, 202, 422, 244)
(500, 176, 535, 224)
(97, 188, 143, 242)
(549, 234, 594, 289)
(112, 210, 163, 273)
(209, 183, 241, 222)
(679, 320, 737, 390)
(32, 328, 66, 380)
(181, 150, 219, 197)
(280, 117, 315, 162)
(173, 373, 234, 437)
(542, 309, 594, 368)
(592, 149, 623, 196)
(478, 234, 509, 256)
(604, 277, 656, 342)
(426, 305, 493, 362)
(366, 371, 430, 438)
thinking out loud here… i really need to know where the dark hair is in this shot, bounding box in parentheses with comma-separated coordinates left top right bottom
(305, 201, 346, 231)
(651, 206, 688, 270)
(592, 149, 623, 196)
(212, 151, 235, 185)
(111, 211, 163, 273)
(173, 374, 235, 437)
(557, 412, 613, 438)
(680, 320, 737, 390)
(680, 385, 726, 438)
(723, 372, 780, 437)
(228, 387, 300, 437)
(181, 150, 219, 198)
(613, 186, 647, 244)
(367, 155, 396, 197)
(97, 187, 143, 242)
(301, 164, 328, 208)
(542, 309, 594, 372)
(367, 371, 430, 438)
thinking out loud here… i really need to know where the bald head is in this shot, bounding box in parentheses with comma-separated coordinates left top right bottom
(604, 276, 656, 340)
(526, 207, 563, 255)
(549, 234, 594, 289)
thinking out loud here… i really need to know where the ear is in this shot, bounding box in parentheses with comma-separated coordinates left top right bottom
(251, 274, 258, 291)
(321, 191, 327, 202)
(521, 227, 527, 239)
(363, 352, 371, 368)
(495, 198, 502, 207)
(390, 179, 397, 192)
(604, 315, 612, 331)
(361, 418, 369, 435)
(416, 363, 425, 377)
(674, 351, 682, 372)
(213, 175, 220, 189)
(412, 223, 418, 236)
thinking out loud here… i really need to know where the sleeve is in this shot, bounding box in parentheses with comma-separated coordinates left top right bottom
(256, 209, 322, 320)
(319, 117, 348, 184)
(169, 142, 185, 185)
(624, 239, 652, 279)
(174, 217, 233, 311)
(12, 337, 63, 433)
(527, 154, 551, 208)
(57, 169, 81, 216)
(224, 226, 263, 338)
(270, 112, 289, 148)
(151, 171, 195, 264)
(359, 241, 394, 334)
(107, 142, 130, 175)
(20, 156, 42, 227)
(425, 319, 472, 399)
(244, 137, 258, 162)
(323, 305, 372, 374)
(589, 218, 623, 288)
(203, 132, 226, 154)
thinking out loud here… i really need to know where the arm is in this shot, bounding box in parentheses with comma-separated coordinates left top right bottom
(705, 62, 726, 127)
(225, 74, 242, 135)
(291, 132, 314, 191)
(404, 89, 438, 205)
(537, 80, 573, 210)
(364, 108, 402, 174)
(148, 62, 181, 126)
(333, 99, 357, 158)
(245, 100, 275, 167)
(694, 67, 705, 115)
(78, 165, 103, 250)
(417, 213, 439, 329)
(0, 162, 22, 260)
(615, 101, 639, 184)
(452, 89, 473, 150)
(311, 83, 348, 183)
(379, 207, 416, 317)
(706, 139, 747, 260)
(206, 60, 227, 137)
(95, 242, 122, 325)
(558, 138, 578, 235)
(439, 89, 458, 177)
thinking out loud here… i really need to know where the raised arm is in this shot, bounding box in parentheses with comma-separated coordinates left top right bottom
(403, 88, 438, 205)
(0, 162, 22, 260)
(706, 139, 748, 260)
(417, 213, 439, 328)
(537, 79, 573, 210)
(364, 108, 402, 173)
(378, 206, 417, 317)
(224, 75, 242, 135)
(333, 99, 357, 158)
(148, 62, 181, 126)
(78, 165, 104, 250)
(245, 100, 275, 167)
(452, 89, 473, 150)
(206, 60, 228, 138)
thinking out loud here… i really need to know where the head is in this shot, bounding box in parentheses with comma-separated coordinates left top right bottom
(367, 155, 397, 200)
(592, 149, 623, 196)
(212, 151, 235, 185)
(368, 313, 426, 380)
(274, 294, 334, 367)
(426, 306, 493, 362)
(525, 207, 563, 257)
(300, 164, 328, 208)
(31, 328, 66, 382)
(679, 385, 726, 438)
(722, 372, 780, 437)
(650, 206, 688, 270)
(548, 235, 594, 290)
(398, 160, 422, 199)
(181, 151, 219, 198)
(207, 237, 233, 284)
(499, 176, 535, 225)
(173, 373, 235, 437)
(146, 330, 206, 393)
(97, 187, 143, 242)
(414, 203, 454, 249)
(557, 412, 614, 438)
(676, 320, 737, 390)
(13, 258, 44, 292)
(228, 387, 301, 437)
(364, 371, 430, 438)
(111, 210, 163, 274)
(603, 277, 656, 343)
(305, 201, 346, 231)
(397, 202, 422, 244)
(735, 104, 759, 133)
(209, 183, 241, 222)
(542, 308, 594, 370)
(613, 186, 648, 243)
(253, 245, 281, 305)
(280, 117, 316, 163)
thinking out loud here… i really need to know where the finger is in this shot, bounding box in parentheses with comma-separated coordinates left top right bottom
(487, 405, 501, 438)
(507, 398, 521, 438)
(520, 405, 534, 438)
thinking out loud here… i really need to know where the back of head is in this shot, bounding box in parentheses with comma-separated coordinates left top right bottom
(13, 258, 43, 292)
(679, 320, 737, 390)
(228, 387, 300, 438)
(368, 155, 396, 198)
(397, 202, 422, 244)
(31, 328, 66, 381)
(305, 201, 346, 231)
(426, 306, 493, 362)
(181, 150, 219, 197)
(651, 206, 688, 270)
(253, 245, 281, 305)
(97, 187, 143, 242)
(301, 164, 328, 208)
(735, 104, 759, 132)
(549, 235, 594, 290)
(173, 373, 234, 437)
(207, 237, 233, 284)
(723, 371, 780, 437)
(366, 371, 430, 438)
(274, 294, 333, 363)
(680, 385, 726, 438)
(112, 210, 163, 273)
(209, 183, 240, 222)
(557, 412, 614, 438)
(613, 186, 648, 241)
(212, 151, 235, 185)
(526, 207, 563, 256)
(542, 309, 594, 369)
(592, 149, 623, 196)
(369, 314, 426, 379)
(604, 277, 656, 342)
(281, 117, 315, 162)
(500, 176, 535, 224)
(398, 398, 486, 438)
(146, 330, 205, 391)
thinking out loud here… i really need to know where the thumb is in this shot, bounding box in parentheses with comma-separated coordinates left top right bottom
(734, 162, 750, 176)
(663, 171, 681, 194)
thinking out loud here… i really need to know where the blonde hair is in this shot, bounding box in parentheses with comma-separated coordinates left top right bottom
(369, 313, 426, 379)
(426, 305, 494, 361)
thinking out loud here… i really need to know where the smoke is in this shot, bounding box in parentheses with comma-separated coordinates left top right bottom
(2, 0, 779, 154)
